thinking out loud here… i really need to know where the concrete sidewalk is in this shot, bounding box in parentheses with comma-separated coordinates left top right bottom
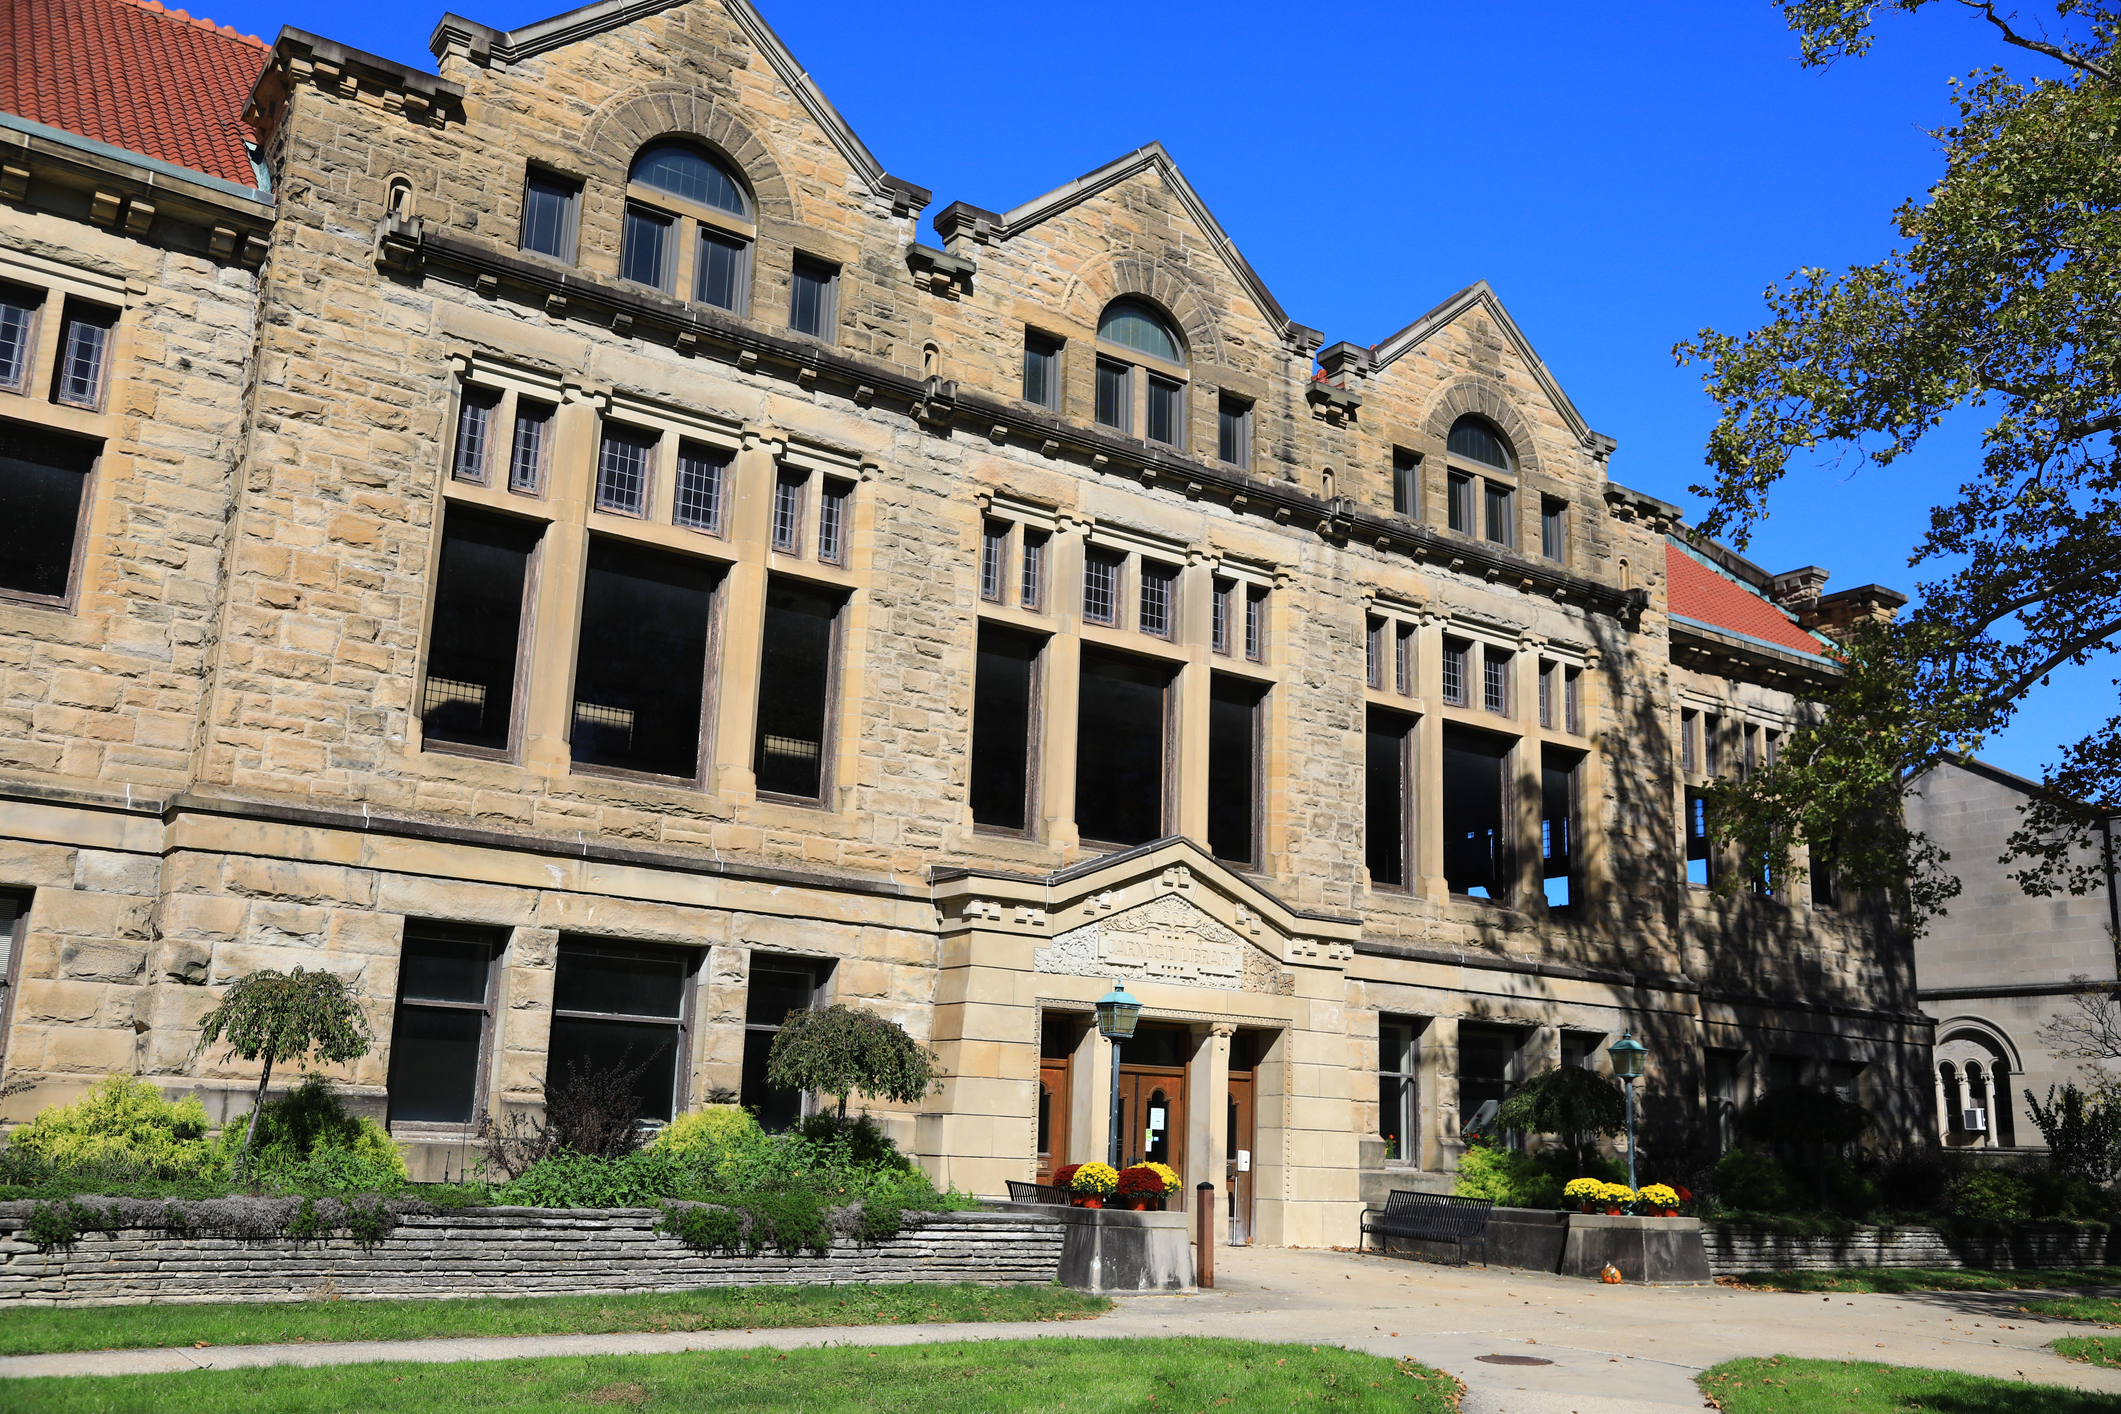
(5, 1246, 2121, 1413)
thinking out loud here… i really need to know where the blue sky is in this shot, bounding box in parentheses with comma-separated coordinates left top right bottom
(207, 0, 2105, 780)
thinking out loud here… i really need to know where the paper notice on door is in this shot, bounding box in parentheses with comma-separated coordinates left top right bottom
(1236, 1149, 1251, 1172)
(1148, 1108, 1166, 1129)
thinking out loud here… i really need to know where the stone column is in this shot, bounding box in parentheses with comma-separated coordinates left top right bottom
(707, 424, 783, 802)
(1071, 1021, 1108, 1166)
(1413, 613, 1447, 899)
(1173, 550, 1216, 845)
(1044, 514, 1087, 852)
(1188, 1023, 1233, 1242)
(1576, 649, 1610, 923)
(1422, 1014, 1460, 1172)
(519, 384, 603, 777)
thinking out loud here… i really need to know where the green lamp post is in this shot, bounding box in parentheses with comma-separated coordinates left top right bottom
(1608, 1031, 1648, 1192)
(1095, 980, 1142, 1169)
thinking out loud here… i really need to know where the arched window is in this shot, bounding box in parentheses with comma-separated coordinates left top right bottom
(630, 142, 749, 217)
(620, 141, 753, 314)
(1939, 1061, 1962, 1134)
(1094, 299, 1187, 447)
(1448, 414, 1515, 472)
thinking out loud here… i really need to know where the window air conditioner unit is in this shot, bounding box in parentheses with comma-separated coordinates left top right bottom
(1962, 1107, 1988, 1133)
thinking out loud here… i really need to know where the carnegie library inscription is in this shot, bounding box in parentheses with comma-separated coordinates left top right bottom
(1036, 894, 1293, 994)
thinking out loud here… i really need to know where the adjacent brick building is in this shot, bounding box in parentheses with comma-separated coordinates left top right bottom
(0, 0, 1932, 1244)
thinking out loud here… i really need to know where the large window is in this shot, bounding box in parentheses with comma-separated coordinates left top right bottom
(754, 580, 843, 801)
(520, 168, 581, 262)
(1541, 747, 1581, 911)
(1392, 448, 1420, 517)
(1366, 708, 1414, 889)
(570, 537, 721, 780)
(1379, 1016, 1420, 1164)
(1023, 331, 1062, 410)
(1075, 648, 1172, 847)
(0, 424, 96, 606)
(1095, 299, 1186, 442)
(789, 256, 838, 340)
(740, 958, 820, 1131)
(385, 923, 503, 1128)
(1208, 675, 1265, 867)
(1457, 1023, 1518, 1141)
(54, 300, 116, 411)
(549, 938, 692, 1125)
(1447, 416, 1517, 549)
(623, 141, 753, 311)
(1443, 725, 1512, 902)
(420, 507, 541, 754)
(0, 282, 41, 393)
(971, 625, 1040, 834)
(1218, 395, 1251, 467)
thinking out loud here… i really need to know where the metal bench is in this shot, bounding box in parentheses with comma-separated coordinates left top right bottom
(1005, 1180, 1071, 1205)
(1358, 1191, 1492, 1265)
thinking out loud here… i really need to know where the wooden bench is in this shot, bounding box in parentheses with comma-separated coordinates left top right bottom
(1359, 1191, 1492, 1265)
(1005, 1180, 1071, 1205)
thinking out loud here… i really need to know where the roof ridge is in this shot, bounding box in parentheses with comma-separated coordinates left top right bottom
(110, 0, 268, 49)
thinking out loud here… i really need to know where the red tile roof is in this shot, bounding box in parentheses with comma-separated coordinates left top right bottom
(0, 0, 268, 188)
(1665, 542, 1827, 657)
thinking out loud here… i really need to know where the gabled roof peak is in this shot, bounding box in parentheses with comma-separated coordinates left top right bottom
(935, 141, 1323, 354)
(429, 0, 928, 211)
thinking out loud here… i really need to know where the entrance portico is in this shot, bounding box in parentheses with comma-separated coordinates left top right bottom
(927, 837, 1361, 1247)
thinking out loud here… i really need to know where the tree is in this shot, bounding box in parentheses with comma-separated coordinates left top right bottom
(194, 967, 372, 1151)
(2024, 1081, 2121, 1182)
(1492, 1066, 1627, 1175)
(1675, 2, 2121, 932)
(765, 1004, 940, 1121)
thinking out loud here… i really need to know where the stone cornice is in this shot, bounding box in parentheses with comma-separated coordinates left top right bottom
(399, 222, 1649, 625)
(247, 28, 468, 147)
(1668, 615, 1841, 691)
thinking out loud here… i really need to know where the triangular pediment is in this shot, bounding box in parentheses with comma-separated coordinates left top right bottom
(932, 837, 1357, 991)
(1369, 280, 1601, 449)
(968, 143, 1321, 353)
(428, 0, 928, 209)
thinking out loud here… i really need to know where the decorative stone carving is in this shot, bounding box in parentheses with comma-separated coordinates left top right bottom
(1035, 893, 1292, 995)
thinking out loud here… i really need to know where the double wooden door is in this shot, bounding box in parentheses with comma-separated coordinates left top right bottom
(1117, 1065, 1186, 1185)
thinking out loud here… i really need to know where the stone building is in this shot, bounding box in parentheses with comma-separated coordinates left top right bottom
(1904, 756, 2120, 1153)
(0, 0, 1933, 1245)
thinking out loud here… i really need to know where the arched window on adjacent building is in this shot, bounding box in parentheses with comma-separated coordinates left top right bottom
(1964, 1061, 1991, 1143)
(1938, 1061, 1963, 1137)
(620, 141, 754, 313)
(1445, 414, 1518, 548)
(1989, 1059, 2017, 1146)
(1094, 298, 1187, 448)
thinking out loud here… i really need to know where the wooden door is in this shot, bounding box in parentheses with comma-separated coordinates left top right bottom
(1226, 1072, 1256, 1244)
(1117, 1067, 1186, 1187)
(1037, 1056, 1070, 1183)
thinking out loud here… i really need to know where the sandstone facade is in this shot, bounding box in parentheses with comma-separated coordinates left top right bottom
(0, 0, 1931, 1248)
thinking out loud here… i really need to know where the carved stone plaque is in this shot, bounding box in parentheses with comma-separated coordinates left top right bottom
(1035, 894, 1291, 994)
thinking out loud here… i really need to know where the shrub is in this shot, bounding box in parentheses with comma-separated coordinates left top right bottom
(1713, 1147, 1799, 1213)
(2026, 1084, 2121, 1185)
(1452, 1145, 1563, 1209)
(6, 1075, 221, 1179)
(855, 1198, 904, 1243)
(216, 1075, 407, 1186)
(649, 1105, 759, 1164)
(1493, 1067, 1625, 1173)
(496, 1148, 691, 1209)
(796, 1112, 911, 1171)
(661, 1203, 744, 1251)
(2024, 1167, 2114, 1221)
(766, 1005, 940, 1121)
(1949, 1169, 2034, 1221)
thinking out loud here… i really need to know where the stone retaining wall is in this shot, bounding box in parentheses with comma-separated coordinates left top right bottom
(1706, 1221, 2116, 1275)
(0, 1207, 1065, 1307)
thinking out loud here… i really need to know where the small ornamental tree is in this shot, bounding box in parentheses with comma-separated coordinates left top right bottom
(1493, 1066, 1627, 1176)
(765, 1004, 940, 1121)
(194, 967, 373, 1151)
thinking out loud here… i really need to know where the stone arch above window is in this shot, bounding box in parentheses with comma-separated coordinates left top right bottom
(1422, 381, 1540, 477)
(581, 85, 796, 224)
(1099, 298, 1184, 365)
(1062, 254, 1224, 367)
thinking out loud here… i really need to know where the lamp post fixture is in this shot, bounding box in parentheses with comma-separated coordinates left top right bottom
(1608, 1031, 1648, 1192)
(1095, 980, 1142, 1169)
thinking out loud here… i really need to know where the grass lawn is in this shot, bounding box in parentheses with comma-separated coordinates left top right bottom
(1725, 1266, 2121, 1295)
(1697, 1356, 2119, 1412)
(0, 1337, 1463, 1412)
(0, 1283, 1109, 1357)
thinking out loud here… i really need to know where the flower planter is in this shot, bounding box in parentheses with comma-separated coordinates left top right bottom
(1076, 1197, 1103, 1209)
